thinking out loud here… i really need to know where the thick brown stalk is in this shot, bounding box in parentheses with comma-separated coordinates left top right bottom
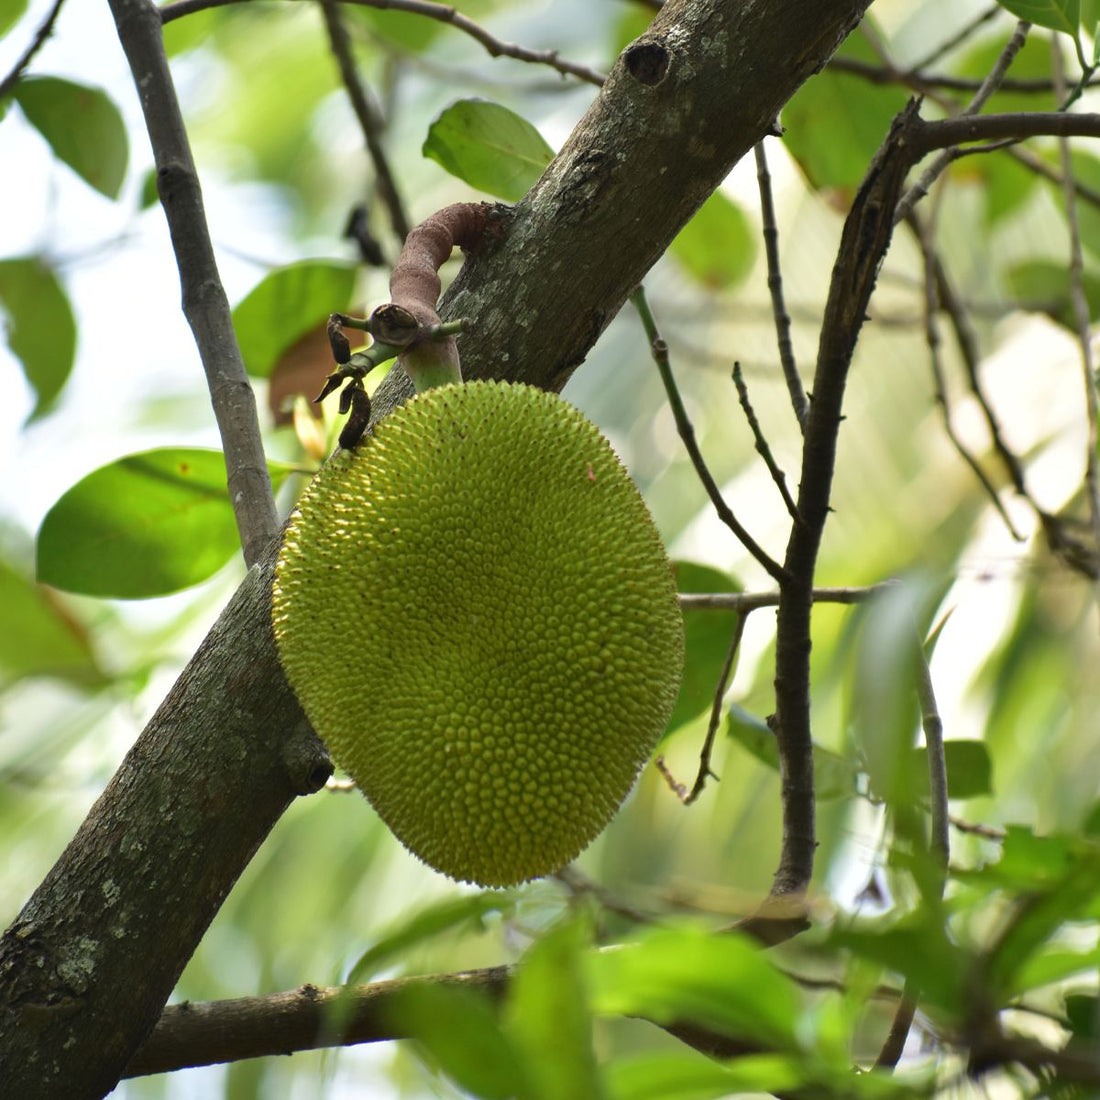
(381, 202, 498, 390)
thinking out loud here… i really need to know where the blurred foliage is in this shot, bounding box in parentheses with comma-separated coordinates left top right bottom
(4, 0, 1100, 1097)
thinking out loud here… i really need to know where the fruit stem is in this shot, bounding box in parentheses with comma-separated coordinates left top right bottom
(383, 202, 499, 392)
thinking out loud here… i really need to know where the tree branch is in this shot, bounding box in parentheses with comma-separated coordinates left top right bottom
(0, 2, 875, 1093)
(1051, 43, 1100, 562)
(771, 101, 921, 899)
(754, 140, 807, 432)
(0, 0, 67, 102)
(124, 968, 511, 1078)
(319, 0, 411, 241)
(109, 0, 279, 566)
(161, 0, 609, 86)
(631, 287, 787, 584)
(895, 20, 1030, 225)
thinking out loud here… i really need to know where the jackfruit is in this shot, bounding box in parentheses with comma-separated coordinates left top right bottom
(273, 380, 684, 886)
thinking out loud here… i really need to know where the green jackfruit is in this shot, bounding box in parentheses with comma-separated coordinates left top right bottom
(273, 380, 684, 886)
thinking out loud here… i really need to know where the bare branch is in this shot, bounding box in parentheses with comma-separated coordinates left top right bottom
(772, 101, 922, 898)
(319, 0, 411, 241)
(753, 140, 807, 431)
(631, 287, 788, 584)
(907, 209, 1025, 540)
(110, 0, 278, 566)
(658, 612, 747, 806)
(731, 360, 801, 523)
(160, 0, 609, 86)
(875, 995, 917, 1070)
(678, 584, 892, 612)
(896, 20, 1031, 224)
(912, 109, 1100, 154)
(124, 969, 511, 1077)
(1051, 42, 1100, 566)
(909, 4, 1001, 73)
(0, 0, 66, 102)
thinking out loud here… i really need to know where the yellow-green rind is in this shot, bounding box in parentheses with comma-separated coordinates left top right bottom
(273, 380, 684, 887)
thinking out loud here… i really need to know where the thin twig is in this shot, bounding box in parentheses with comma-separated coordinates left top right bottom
(677, 583, 891, 612)
(731, 361, 801, 523)
(895, 20, 1031, 225)
(911, 110, 1100, 155)
(753, 141, 807, 432)
(630, 287, 787, 584)
(319, 0, 411, 241)
(875, 996, 918, 1069)
(949, 814, 1005, 840)
(1052, 42, 1100, 570)
(916, 645, 949, 870)
(908, 209, 1024, 540)
(927, 241, 1030, 502)
(909, 4, 1001, 73)
(553, 866, 654, 925)
(109, 0, 278, 565)
(876, 637, 948, 1071)
(0, 0, 66, 102)
(658, 612, 747, 806)
(160, 0, 609, 87)
(1006, 143, 1100, 215)
(686, 611, 746, 803)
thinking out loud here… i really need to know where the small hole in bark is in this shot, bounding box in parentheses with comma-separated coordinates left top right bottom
(306, 760, 335, 792)
(624, 40, 670, 87)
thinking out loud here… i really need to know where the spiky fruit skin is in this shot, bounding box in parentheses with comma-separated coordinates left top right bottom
(273, 381, 684, 887)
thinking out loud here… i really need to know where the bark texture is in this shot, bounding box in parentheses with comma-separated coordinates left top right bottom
(0, 0, 872, 1094)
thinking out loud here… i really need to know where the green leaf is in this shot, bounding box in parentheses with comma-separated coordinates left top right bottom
(138, 167, 159, 211)
(232, 260, 357, 379)
(0, 558, 106, 688)
(384, 983, 529, 1100)
(782, 28, 908, 192)
(506, 917, 603, 1100)
(0, 256, 76, 420)
(664, 562, 742, 738)
(848, 578, 944, 809)
(14, 76, 128, 199)
(423, 99, 554, 202)
(162, 6, 220, 57)
(965, 825, 1081, 890)
(605, 1052, 805, 1100)
(612, 7, 654, 58)
(831, 913, 967, 1018)
(346, 892, 513, 985)
(1083, 0, 1100, 46)
(1006, 260, 1100, 327)
(910, 740, 993, 800)
(0, 0, 28, 39)
(996, 0, 1079, 35)
(36, 448, 295, 599)
(669, 192, 756, 289)
(589, 924, 800, 1049)
(1010, 945, 1100, 996)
